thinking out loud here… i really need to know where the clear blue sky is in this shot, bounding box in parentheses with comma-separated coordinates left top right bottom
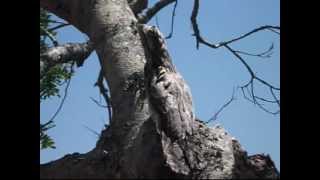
(41, 0, 280, 171)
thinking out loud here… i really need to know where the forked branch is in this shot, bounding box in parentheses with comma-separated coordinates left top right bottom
(138, 0, 177, 24)
(190, 0, 280, 114)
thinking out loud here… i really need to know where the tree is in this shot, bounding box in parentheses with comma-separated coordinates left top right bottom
(40, 0, 280, 178)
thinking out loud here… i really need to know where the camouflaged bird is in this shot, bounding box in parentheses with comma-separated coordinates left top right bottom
(138, 25, 195, 141)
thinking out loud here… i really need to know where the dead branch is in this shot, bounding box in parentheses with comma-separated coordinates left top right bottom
(191, 0, 280, 49)
(48, 23, 70, 31)
(234, 43, 274, 58)
(206, 88, 236, 124)
(94, 69, 112, 124)
(165, 0, 178, 39)
(138, 0, 176, 24)
(46, 62, 75, 123)
(90, 97, 108, 108)
(83, 124, 100, 137)
(190, 0, 280, 114)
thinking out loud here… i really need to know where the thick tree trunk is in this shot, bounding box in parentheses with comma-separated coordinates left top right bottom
(40, 0, 279, 179)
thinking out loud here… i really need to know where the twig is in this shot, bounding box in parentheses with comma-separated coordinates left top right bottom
(190, 0, 279, 49)
(46, 19, 67, 25)
(138, 0, 176, 24)
(234, 43, 274, 58)
(267, 28, 280, 35)
(165, 0, 178, 39)
(270, 87, 280, 106)
(40, 25, 58, 46)
(90, 97, 108, 108)
(190, 0, 280, 114)
(83, 124, 100, 137)
(47, 62, 75, 123)
(95, 69, 112, 123)
(206, 88, 236, 124)
(48, 23, 70, 31)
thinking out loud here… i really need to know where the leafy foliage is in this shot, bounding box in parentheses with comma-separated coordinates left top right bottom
(40, 121, 56, 149)
(40, 8, 72, 150)
(40, 66, 72, 101)
(40, 8, 57, 53)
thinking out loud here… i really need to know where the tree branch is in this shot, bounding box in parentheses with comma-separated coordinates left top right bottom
(40, 42, 93, 79)
(90, 97, 108, 108)
(40, 25, 59, 46)
(46, 62, 74, 123)
(190, 0, 280, 115)
(94, 69, 112, 124)
(83, 124, 100, 137)
(226, 43, 280, 114)
(234, 43, 274, 58)
(138, 0, 176, 24)
(165, 0, 178, 39)
(48, 23, 71, 32)
(206, 88, 236, 124)
(191, 0, 280, 49)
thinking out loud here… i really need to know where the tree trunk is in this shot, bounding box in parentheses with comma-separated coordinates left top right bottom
(40, 0, 280, 178)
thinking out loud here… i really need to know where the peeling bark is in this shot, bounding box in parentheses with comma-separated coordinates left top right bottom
(40, 0, 279, 179)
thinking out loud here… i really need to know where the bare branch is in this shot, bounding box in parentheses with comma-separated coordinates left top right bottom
(234, 43, 274, 58)
(218, 26, 279, 47)
(95, 69, 112, 124)
(225, 44, 280, 114)
(45, 19, 68, 25)
(224, 44, 255, 76)
(190, 0, 279, 49)
(206, 88, 236, 124)
(48, 23, 71, 31)
(83, 124, 100, 137)
(270, 87, 280, 106)
(254, 96, 278, 104)
(241, 86, 254, 103)
(40, 26, 59, 46)
(90, 97, 108, 108)
(47, 62, 74, 123)
(165, 0, 178, 39)
(138, 0, 176, 24)
(267, 28, 280, 35)
(40, 42, 93, 79)
(190, 0, 280, 114)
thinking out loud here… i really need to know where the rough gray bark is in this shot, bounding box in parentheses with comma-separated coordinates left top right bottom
(40, 0, 279, 179)
(40, 42, 93, 78)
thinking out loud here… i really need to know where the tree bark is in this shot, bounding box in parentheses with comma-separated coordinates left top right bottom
(40, 0, 280, 179)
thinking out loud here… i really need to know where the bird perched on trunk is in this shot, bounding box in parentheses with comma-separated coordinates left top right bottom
(138, 25, 195, 141)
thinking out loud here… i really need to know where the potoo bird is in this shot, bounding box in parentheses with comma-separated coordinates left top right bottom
(138, 25, 195, 141)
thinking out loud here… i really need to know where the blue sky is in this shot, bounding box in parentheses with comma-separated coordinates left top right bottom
(40, 0, 280, 170)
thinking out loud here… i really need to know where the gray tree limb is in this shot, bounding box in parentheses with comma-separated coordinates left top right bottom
(40, 42, 93, 78)
(138, 0, 176, 23)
